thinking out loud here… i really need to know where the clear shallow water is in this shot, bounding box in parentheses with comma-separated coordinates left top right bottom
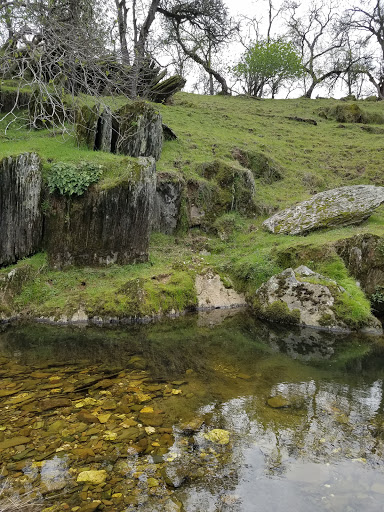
(0, 312, 384, 511)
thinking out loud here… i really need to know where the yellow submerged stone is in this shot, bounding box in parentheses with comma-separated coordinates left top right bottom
(203, 429, 230, 445)
(76, 469, 107, 485)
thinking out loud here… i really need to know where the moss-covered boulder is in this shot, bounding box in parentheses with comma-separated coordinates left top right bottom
(252, 265, 382, 334)
(186, 160, 256, 228)
(199, 160, 256, 214)
(263, 185, 384, 235)
(76, 101, 163, 160)
(231, 148, 283, 184)
(318, 103, 384, 124)
(0, 153, 43, 267)
(45, 157, 156, 268)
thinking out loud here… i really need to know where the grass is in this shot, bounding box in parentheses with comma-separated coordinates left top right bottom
(1, 88, 384, 325)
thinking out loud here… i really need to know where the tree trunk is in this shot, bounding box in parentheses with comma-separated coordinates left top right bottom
(131, 0, 160, 98)
(174, 26, 228, 95)
(304, 81, 317, 98)
(115, 0, 130, 65)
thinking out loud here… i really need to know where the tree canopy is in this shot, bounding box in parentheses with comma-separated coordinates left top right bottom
(234, 40, 303, 98)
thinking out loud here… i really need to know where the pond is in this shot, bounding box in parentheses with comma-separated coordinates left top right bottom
(0, 311, 384, 511)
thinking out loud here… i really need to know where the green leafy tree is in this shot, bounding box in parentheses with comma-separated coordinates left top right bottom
(234, 39, 303, 98)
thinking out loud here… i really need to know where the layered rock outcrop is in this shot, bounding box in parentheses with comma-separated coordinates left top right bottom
(263, 185, 384, 235)
(335, 234, 384, 296)
(152, 174, 184, 234)
(253, 265, 381, 334)
(45, 157, 156, 268)
(0, 153, 43, 266)
(76, 101, 163, 160)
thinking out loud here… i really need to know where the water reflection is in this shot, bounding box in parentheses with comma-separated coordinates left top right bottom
(0, 314, 383, 510)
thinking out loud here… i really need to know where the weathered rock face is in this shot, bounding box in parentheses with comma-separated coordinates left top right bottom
(45, 157, 156, 268)
(263, 185, 384, 235)
(195, 272, 246, 310)
(0, 88, 31, 113)
(152, 174, 184, 234)
(335, 234, 384, 313)
(253, 265, 382, 334)
(76, 101, 163, 160)
(0, 153, 43, 266)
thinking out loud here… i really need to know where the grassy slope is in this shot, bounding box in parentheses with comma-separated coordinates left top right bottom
(1, 92, 384, 324)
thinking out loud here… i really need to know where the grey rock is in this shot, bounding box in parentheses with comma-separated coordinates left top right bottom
(254, 266, 382, 333)
(335, 234, 384, 295)
(263, 185, 384, 235)
(0, 153, 43, 266)
(152, 175, 183, 234)
(76, 101, 163, 160)
(46, 157, 156, 268)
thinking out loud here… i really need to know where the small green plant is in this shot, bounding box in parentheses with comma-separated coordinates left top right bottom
(371, 286, 384, 304)
(47, 161, 103, 196)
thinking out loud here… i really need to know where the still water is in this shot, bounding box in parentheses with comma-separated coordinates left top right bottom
(0, 311, 384, 511)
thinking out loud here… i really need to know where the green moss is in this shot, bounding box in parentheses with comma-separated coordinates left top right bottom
(318, 102, 384, 124)
(253, 299, 301, 325)
(198, 160, 256, 216)
(318, 313, 334, 326)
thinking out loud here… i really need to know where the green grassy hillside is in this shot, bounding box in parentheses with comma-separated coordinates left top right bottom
(1, 91, 384, 325)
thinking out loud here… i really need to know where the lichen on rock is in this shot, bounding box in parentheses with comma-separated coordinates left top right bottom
(263, 185, 384, 235)
(252, 265, 382, 334)
(195, 271, 246, 310)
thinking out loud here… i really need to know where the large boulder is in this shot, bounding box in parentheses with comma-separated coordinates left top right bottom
(0, 153, 43, 266)
(45, 157, 156, 268)
(252, 265, 381, 334)
(263, 185, 384, 235)
(76, 100, 163, 160)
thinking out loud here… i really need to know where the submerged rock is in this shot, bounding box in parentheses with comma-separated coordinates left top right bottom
(45, 157, 156, 268)
(253, 265, 382, 333)
(0, 153, 43, 266)
(77, 470, 107, 485)
(267, 396, 291, 409)
(263, 185, 384, 235)
(203, 429, 230, 445)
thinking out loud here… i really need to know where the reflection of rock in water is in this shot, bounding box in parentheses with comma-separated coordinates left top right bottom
(267, 325, 338, 360)
(197, 307, 247, 328)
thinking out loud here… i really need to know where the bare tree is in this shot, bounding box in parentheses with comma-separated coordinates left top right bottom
(114, 0, 130, 65)
(344, 0, 384, 99)
(285, 0, 346, 98)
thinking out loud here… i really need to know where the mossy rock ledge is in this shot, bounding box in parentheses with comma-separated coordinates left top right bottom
(0, 153, 43, 267)
(252, 265, 382, 334)
(263, 185, 384, 235)
(45, 157, 156, 269)
(335, 234, 384, 313)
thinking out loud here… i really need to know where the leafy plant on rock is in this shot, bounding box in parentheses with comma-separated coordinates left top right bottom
(47, 161, 103, 196)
